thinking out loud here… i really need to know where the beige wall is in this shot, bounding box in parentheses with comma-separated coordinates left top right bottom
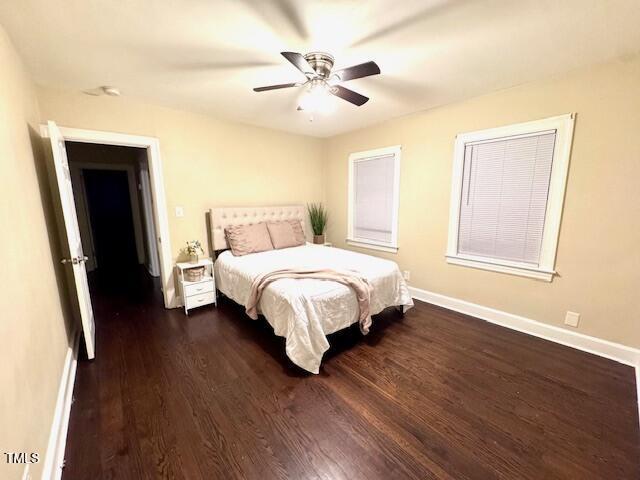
(325, 56, 640, 348)
(0, 27, 74, 480)
(36, 87, 326, 267)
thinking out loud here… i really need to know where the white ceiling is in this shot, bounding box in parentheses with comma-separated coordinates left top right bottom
(2, 0, 640, 137)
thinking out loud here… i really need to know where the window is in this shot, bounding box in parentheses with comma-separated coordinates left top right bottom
(446, 114, 575, 281)
(347, 145, 401, 253)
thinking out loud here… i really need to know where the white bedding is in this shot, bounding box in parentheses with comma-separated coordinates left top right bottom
(214, 244, 413, 373)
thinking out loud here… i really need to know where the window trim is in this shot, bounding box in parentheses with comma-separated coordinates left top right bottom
(347, 145, 401, 254)
(446, 114, 575, 281)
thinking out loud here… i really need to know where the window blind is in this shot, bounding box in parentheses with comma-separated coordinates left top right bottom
(457, 132, 556, 265)
(353, 154, 395, 243)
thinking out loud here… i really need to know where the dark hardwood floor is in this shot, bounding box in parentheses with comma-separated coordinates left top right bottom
(63, 270, 640, 479)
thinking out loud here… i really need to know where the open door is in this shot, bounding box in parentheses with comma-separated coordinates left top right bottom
(48, 121, 96, 359)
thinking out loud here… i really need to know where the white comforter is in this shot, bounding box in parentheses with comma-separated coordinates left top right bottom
(214, 244, 413, 373)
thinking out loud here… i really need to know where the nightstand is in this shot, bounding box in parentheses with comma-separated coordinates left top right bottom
(176, 259, 216, 315)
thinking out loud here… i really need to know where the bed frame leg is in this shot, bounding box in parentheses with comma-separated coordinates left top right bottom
(395, 305, 405, 317)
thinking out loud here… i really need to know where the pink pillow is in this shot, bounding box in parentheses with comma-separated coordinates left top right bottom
(225, 222, 274, 256)
(267, 220, 306, 249)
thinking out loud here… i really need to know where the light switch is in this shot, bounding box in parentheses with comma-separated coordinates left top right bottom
(175, 206, 184, 217)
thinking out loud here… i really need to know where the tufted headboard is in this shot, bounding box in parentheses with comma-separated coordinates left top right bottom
(208, 205, 311, 251)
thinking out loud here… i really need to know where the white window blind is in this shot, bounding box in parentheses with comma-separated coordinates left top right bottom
(457, 131, 557, 265)
(353, 154, 396, 243)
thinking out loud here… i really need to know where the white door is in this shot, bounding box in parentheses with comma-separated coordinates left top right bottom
(48, 121, 96, 359)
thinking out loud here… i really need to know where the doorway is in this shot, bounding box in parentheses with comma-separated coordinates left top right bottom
(43, 124, 175, 314)
(44, 122, 175, 365)
(65, 142, 161, 294)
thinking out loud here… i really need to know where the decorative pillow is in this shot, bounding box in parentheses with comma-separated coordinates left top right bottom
(288, 220, 306, 245)
(267, 220, 306, 249)
(224, 222, 274, 256)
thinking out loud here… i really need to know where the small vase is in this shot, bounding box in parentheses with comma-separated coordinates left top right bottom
(313, 234, 325, 245)
(189, 254, 199, 264)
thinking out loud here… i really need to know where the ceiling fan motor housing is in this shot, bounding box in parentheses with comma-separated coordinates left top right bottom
(304, 52, 335, 78)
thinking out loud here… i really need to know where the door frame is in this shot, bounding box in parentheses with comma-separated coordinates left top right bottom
(41, 125, 175, 308)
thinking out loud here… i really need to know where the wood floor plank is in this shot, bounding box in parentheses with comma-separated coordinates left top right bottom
(62, 270, 640, 480)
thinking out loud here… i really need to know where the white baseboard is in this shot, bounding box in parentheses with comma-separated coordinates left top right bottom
(408, 286, 640, 367)
(41, 330, 80, 480)
(636, 358, 640, 428)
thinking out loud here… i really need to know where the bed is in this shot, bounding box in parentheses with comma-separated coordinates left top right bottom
(210, 205, 414, 373)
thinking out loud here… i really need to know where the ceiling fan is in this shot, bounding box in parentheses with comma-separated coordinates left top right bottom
(253, 52, 380, 112)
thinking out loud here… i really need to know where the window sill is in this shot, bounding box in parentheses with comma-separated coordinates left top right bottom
(346, 239, 398, 254)
(446, 255, 555, 281)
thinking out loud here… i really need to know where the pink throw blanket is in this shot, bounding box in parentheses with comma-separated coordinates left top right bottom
(245, 268, 373, 334)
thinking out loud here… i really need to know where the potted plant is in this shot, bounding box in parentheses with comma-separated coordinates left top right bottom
(307, 203, 328, 244)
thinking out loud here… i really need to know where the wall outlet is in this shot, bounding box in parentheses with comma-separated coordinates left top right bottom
(175, 206, 184, 217)
(564, 311, 580, 328)
(402, 270, 411, 281)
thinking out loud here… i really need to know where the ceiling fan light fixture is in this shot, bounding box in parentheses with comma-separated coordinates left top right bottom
(298, 80, 332, 114)
(254, 51, 380, 111)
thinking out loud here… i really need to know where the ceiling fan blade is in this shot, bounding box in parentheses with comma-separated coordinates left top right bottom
(332, 61, 380, 82)
(253, 82, 300, 92)
(330, 85, 369, 106)
(281, 51, 315, 76)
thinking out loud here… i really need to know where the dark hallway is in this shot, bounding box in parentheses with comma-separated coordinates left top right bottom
(83, 169, 138, 272)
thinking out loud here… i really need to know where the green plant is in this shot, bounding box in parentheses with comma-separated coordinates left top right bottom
(307, 203, 328, 236)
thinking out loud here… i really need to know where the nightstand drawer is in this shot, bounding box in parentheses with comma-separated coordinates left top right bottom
(184, 280, 214, 297)
(185, 291, 215, 309)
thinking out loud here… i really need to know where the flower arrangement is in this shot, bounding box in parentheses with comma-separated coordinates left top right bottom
(185, 240, 204, 263)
